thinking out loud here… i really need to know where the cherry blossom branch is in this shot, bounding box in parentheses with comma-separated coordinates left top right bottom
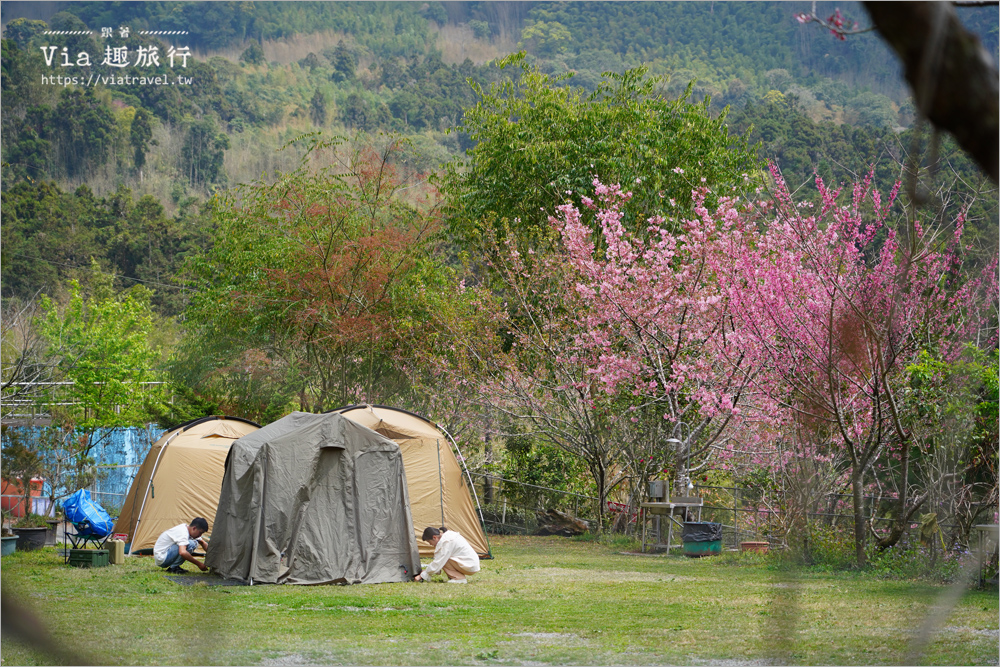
(794, 2, 876, 40)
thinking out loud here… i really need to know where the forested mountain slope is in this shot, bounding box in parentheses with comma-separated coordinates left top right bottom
(2, 1, 997, 308)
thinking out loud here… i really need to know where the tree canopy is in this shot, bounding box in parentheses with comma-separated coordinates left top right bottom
(445, 54, 760, 255)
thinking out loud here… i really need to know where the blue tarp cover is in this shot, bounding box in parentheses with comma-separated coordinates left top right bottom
(62, 489, 113, 537)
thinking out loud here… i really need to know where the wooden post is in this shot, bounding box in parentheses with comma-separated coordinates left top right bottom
(733, 488, 739, 546)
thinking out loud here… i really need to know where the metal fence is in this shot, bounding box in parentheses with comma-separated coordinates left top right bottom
(468, 472, 602, 535)
(693, 485, 992, 549)
(693, 484, 779, 548)
(464, 475, 993, 551)
(90, 464, 143, 515)
(1, 464, 140, 521)
(1, 425, 157, 521)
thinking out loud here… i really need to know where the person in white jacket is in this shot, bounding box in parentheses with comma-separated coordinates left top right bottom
(415, 526, 481, 584)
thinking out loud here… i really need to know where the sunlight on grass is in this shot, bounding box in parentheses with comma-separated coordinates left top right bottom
(2, 536, 996, 665)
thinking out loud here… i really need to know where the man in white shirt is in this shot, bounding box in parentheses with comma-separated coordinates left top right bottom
(415, 526, 481, 584)
(154, 517, 209, 573)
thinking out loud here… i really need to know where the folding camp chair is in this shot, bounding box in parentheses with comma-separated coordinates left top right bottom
(64, 516, 111, 550)
(61, 489, 113, 562)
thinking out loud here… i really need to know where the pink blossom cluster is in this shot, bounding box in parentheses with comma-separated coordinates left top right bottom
(713, 166, 993, 444)
(544, 166, 996, 477)
(552, 177, 748, 423)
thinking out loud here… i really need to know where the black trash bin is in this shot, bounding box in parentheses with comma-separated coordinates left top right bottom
(681, 522, 723, 557)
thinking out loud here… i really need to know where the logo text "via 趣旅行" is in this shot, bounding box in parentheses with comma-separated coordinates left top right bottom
(40, 45, 192, 69)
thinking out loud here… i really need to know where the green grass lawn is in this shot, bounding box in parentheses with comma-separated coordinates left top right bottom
(2, 535, 997, 665)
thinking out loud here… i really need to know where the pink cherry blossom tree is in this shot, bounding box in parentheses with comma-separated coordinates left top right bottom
(418, 212, 718, 530)
(712, 165, 997, 565)
(550, 180, 762, 498)
(473, 230, 645, 531)
(427, 169, 993, 547)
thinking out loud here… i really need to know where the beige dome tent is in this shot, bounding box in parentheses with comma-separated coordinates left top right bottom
(206, 411, 421, 585)
(114, 416, 261, 554)
(330, 405, 491, 558)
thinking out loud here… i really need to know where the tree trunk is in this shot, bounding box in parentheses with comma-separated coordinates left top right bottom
(875, 492, 928, 551)
(851, 470, 868, 566)
(874, 434, 927, 550)
(483, 428, 494, 505)
(591, 460, 607, 533)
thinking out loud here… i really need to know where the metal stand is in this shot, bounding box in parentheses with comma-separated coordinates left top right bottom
(640, 497, 704, 553)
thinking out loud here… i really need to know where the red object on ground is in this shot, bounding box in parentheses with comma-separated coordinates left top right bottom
(739, 541, 770, 554)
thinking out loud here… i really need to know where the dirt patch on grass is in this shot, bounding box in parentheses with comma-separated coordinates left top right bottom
(944, 626, 1000, 638)
(167, 574, 246, 586)
(497, 631, 599, 661)
(260, 653, 331, 666)
(690, 660, 776, 666)
(513, 567, 695, 584)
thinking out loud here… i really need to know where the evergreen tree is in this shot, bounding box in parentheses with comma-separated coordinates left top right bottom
(309, 89, 327, 127)
(329, 40, 356, 83)
(181, 117, 230, 186)
(51, 88, 116, 178)
(240, 41, 266, 66)
(130, 108, 154, 171)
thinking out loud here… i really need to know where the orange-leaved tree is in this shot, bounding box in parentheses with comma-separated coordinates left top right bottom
(181, 134, 448, 420)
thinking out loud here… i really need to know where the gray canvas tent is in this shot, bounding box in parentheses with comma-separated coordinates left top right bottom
(206, 411, 421, 585)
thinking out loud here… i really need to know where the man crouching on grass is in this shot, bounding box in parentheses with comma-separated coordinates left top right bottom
(154, 517, 209, 574)
(415, 526, 480, 584)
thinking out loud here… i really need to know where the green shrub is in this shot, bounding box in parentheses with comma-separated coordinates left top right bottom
(866, 541, 971, 583)
(13, 513, 51, 529)
(791, 521, 974, 582)
(788, 521, 857, 570)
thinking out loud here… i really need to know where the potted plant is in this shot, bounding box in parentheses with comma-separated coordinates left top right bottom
(13, 513, 50, 551)
(1, 534, 16, 556)
(34, 412, 102, 527)
(1, 508, 17, 557)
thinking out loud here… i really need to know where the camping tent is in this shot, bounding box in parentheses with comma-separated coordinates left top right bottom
(206, 411, 421, 585)
(330, 405, 491, 558)
(114, 416, 261, 554)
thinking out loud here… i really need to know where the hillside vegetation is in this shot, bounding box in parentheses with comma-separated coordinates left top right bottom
(4, 2, 996, 304)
